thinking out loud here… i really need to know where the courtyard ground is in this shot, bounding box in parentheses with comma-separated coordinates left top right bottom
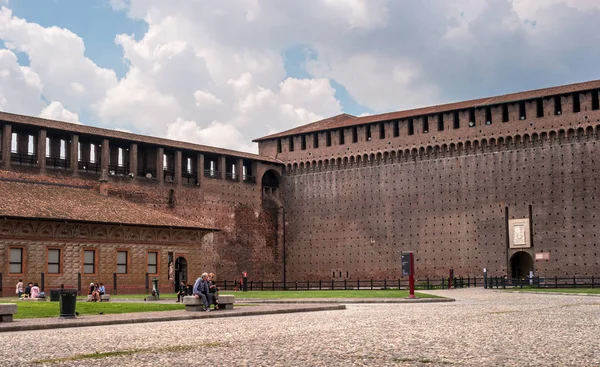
(0, 288, 598, 366)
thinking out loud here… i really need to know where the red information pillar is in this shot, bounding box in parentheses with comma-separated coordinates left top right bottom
(408, 252, 415, 299)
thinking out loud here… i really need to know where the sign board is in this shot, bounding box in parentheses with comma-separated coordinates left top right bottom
(401, 253, 411, 277)
(508, 219, 531, 249)
(535, 252, 550, 261)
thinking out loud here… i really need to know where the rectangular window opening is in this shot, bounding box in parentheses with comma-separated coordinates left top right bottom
(60, 139, 66, 159)
(148, 251, 158, 274)
(502, 104, 509, 122)
(536, 98, 544, 118)
(48, 249, 61, 274)
(573, 93, 580, 113)
(117, 251, 128, 274)
(289, 137, 294, 152)
(186, 158, 192, 174)
(519, 102, 526, 120)
(313, 133, 319, 149)
(9, 247, 23, 274)
(379, 123, 385, 139)
(366, 125, 372, 141)
(83, 250, 95, 274)
(453, 111, 460, 129)
(407, 118, 414, 135)
(90, 143, 96, 163)
(393, 120, 400, 137)
(326, 131, 332, 146)
(78, 142, 81, 162)
(118, 148, 124, 167)
(437, 114, 444, 131)
(592, 90, 600, 110)
(485, 107, 492, 125)
(163, 154, 168, 170)
(28, 135, 34, 155)
(11, 133, 17, 153)
(469, 108, 476, 127)
(352, 126, 358, 143)
(422, 116, 429, 133)
(276, 139, 282, 153)
(338, 129, 345, 145)
(300, 135, 306, 150)
(46, 137, 51, 157)
(554, 95, 562, 115)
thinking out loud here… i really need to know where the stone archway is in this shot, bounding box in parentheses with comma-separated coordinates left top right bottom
(261, 169, 280, 200)
(510, 251, 533, 279)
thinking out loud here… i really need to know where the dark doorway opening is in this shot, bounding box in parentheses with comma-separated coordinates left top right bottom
(510, 251, 533, 279)
(174, 257, 188, 292)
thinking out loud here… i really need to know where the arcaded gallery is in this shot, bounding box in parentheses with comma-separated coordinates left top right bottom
(1, 80, 600, 295)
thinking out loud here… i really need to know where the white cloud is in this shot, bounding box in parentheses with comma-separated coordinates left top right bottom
(2, 0, 600, 154)
(39, 101, 81, 124)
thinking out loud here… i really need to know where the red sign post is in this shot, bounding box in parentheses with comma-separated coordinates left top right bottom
(401, 252, 416, 299)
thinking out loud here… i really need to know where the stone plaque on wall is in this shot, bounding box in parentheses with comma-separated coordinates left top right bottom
(508, 219, 530, 249)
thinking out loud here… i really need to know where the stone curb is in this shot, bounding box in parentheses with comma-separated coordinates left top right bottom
(0, 304, 345, 333)
(234, 297, 455, 304)
(502, 290, 600, 297)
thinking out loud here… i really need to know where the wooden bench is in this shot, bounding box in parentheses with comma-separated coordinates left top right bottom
(183, 295, 235, 311)
(0, 304, 17, 322)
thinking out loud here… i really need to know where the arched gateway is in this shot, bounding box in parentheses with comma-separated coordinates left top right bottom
(510, 251, 533, 279)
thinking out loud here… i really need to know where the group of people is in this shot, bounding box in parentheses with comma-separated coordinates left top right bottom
(15, 280, 42, 299)
(87, 282, 106, 302)
(176, 272, 219, 311)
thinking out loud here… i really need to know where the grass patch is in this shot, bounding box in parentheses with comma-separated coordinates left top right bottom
(0, 301, 184, 319)
(504, 288, 600, 294)
(217, 290, 440, 299)
(34, 342, 224, 364)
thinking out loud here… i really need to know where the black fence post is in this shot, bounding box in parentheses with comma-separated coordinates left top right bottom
(41, 273, 45, 292)
(113, 273, 117, 295)
(474, 277, 477, 288)
(357, 279, 360, 290)
(573, 276, 576, 289)
(0, 273, 2, 295)
(370, 279, 373, 290)
(555, 276, 558, 289)
(384, 279, 387, 290)
(261, 280, 264, 291)
(467, 276, 471, 288)
(319, 280, 322, 290)
(331, 279, 334, 290)
(250, 281, 253, 291)
(145, 273, 149, 294)
(519, 277, 522, 289)
(427, 278, 430, 290)
(398, 279, 401, 290)
(272, 280, 275, 291)
(224, 280, 227, 290)
(77, 272, 81, 296)
(442, 277, 445, 289)
(307, 280, 309, 290)
(344, 279, 347, 290)
(592, 276, 595, 289)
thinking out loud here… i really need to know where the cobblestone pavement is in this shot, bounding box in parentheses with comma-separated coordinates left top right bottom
(1, 289, 598, 366)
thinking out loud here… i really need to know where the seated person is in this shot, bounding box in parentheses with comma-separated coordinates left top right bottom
(192, 273, 213, 312)
(176, 280, 187, 302)
(88, 282, 101, 302)
(23, 282, 32, 299)
(208, 273, 219, 310)
(30, 283, 40, 298)
(98, 283, 106, 295)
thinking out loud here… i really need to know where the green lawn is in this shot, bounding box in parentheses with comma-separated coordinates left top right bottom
(218, 290, 439, 298)
(0, 301, 185, 319)
(110, 290, 440, 299)
(505, 288, 600, 294)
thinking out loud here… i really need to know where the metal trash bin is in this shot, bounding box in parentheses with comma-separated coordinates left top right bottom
(50, 289, 60, 302)
(59, 289, 78, 318)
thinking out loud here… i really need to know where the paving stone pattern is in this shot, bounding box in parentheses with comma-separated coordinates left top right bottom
(1, 289, 598, 366)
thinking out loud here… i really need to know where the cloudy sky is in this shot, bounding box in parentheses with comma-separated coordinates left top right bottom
(1, 0, 599, 152)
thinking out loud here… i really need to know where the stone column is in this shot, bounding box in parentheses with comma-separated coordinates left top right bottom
(2, 124, 12, 168)
(156, 147, 164, 183)
(174, 150, 182, 185)
(219, 155, 226, 179)
(37, 129, 46, 172)
(197, 153, 204, 187)
(101, 139, 110, 173)
(70, 134, 79, 176)
(236, 158, 243, 181)
(129, 143, 138, 177)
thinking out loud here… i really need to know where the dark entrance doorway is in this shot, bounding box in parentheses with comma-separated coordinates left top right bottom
(510, 251, 533, 279)
(174, 257, 188, 292)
